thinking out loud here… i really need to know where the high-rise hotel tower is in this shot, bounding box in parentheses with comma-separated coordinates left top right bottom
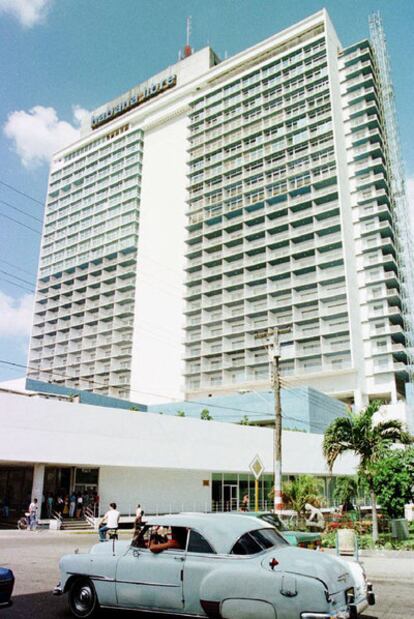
(27, 10, 413, 407)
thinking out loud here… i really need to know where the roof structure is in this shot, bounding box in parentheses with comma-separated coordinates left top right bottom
(145, 512, 274, 554)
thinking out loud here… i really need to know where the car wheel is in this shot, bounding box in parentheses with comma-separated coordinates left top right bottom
(68, 578, 99, 618)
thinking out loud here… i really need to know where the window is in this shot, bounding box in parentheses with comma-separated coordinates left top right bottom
(131, 525, 188, 551)
(187, 530, 215, 554)
(231, 528, 287, 555)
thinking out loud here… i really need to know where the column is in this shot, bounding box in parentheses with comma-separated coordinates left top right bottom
(31, 464, 45, 502)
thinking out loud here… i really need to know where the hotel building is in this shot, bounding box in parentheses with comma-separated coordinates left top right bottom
(27, 10, 411, 409)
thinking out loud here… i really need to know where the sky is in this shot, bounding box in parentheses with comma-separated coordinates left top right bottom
(0, 0, 413, 383)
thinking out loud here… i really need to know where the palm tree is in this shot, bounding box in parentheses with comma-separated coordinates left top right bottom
(323, 400, 412, 542)
(281, 475, 324, 517)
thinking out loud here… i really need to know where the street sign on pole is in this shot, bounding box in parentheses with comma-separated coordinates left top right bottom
(249, 454, 264, 480)
(250, 455, 264, 512)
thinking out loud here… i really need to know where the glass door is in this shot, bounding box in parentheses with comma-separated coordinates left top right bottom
(223, 484, 238, 511)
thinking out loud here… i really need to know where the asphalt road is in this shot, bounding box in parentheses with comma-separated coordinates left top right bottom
(0, 530, 412, 619)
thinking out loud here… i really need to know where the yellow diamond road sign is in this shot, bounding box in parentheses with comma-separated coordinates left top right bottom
(249, 455, 264, 480)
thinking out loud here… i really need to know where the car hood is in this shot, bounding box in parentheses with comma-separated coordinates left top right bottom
(261, 546, 361, 594)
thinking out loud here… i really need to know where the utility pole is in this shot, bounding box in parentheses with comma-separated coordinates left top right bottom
(255, 326, 291, 513)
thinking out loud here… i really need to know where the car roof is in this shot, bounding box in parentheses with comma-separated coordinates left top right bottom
(144, 513, 274, 554)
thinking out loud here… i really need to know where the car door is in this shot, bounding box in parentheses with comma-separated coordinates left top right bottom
(116, 528, 185, 611)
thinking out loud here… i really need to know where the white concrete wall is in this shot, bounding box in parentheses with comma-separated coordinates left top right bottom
(129, 112, 188, 404)
(0, 391, 356, 477)
(99, 467, 211, 516)
(325, 14, 367, 408)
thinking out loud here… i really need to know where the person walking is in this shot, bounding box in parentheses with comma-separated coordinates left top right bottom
(98, 503, 120, 542)
(47, 494, 54, 518)
(135, 504, 144, 526)
(240, 493, 249, 512)
(56, 495, 64, 515)
(28, 498, 39, 531)
(69, 492, 77, 518)
(76, 493, 84, 519)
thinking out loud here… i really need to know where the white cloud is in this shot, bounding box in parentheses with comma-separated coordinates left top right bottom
(0, 291, 34, 337)
(3, 105, 89, 168)
(0, 0, 53, 28)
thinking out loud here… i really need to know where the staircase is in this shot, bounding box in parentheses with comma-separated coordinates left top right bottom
(60, 517, 94, 531)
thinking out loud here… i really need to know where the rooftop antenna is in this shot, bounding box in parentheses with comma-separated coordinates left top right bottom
(184, 16, 192, 58)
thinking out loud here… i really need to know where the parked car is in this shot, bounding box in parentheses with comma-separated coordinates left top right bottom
(54, 513, 374, 618)
(240, 511, 322, 549)
(0, 567, 14, 607)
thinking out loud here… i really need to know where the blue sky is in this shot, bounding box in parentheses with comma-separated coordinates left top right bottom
(0, 0, 413, 382)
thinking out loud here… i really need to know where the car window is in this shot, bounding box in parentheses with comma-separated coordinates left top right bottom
(250, 528, 288, 548)
(188, 529, 215, 554)
(131, 525, 187, 550)
(260, 513, 287, 531)
(231, 528, 288, 555)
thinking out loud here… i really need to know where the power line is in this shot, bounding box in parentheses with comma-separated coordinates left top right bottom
(0, 258, 36, 279)
(0, 212, 41, 234)
(0, 358, 334, 432)
(0, 271, 348, 422)
(0, 358, 334, 430)
(0, 268, 36, 289)
(0, 179, 44, 206)
(0, 198, 43, 223)
(0, 277, 35, 295)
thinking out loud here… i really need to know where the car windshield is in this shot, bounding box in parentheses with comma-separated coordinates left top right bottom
(260, 513, 288, 531)
(231, 528, 288, 555)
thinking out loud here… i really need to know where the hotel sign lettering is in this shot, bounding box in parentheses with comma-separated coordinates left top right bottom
(91, 74, 177, 129)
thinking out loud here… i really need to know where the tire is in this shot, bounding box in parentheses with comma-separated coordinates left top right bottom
(68, 578, 99, 618)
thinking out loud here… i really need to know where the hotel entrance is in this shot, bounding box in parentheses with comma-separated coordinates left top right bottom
(212, 472, 274, 512)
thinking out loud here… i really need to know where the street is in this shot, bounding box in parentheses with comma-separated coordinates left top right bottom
(0, 530, 412, 619)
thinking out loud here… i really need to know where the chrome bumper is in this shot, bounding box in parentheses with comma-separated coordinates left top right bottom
(301, 597, 370, 619)
(52, 582, 63, 596)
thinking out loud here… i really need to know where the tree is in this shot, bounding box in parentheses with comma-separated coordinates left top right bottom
(240, 416, 250, 426)
(332, 476, 359, 508)
(200, 408, 213, 421)
(323, 400, 412, 542)
(372, 446, 414, 519)
(279, 475, 324, 516)
(176, 410, 186, 417)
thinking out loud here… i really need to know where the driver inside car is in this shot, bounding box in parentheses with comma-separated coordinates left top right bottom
(149, 526, 187, 553)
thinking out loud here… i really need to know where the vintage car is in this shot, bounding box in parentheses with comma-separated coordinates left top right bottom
(239, 511, 322, 549)
(54, 513, 375, 619)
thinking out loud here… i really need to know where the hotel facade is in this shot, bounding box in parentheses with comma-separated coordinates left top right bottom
(27, 10, 411, 409)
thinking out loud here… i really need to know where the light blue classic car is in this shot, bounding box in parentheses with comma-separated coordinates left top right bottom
(54, 513, 375, 619)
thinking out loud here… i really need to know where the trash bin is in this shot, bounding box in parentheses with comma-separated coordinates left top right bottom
(404, 504, 414, 522)
(390, 518, 409, 540)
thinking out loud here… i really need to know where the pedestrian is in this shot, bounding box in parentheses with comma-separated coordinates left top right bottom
(240, 494, 249, 512)
(69, 492, 77, 518)
(1, 494, 9, 519)
(93, 492, 100, 516)
(28, 498, 39, 530)
(76, 493, 83, 519)
(47, 494, 54, 518)
(56, 495, 64, 515)
(98, 503, 120, 542)
(135, 504, 144, 525)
